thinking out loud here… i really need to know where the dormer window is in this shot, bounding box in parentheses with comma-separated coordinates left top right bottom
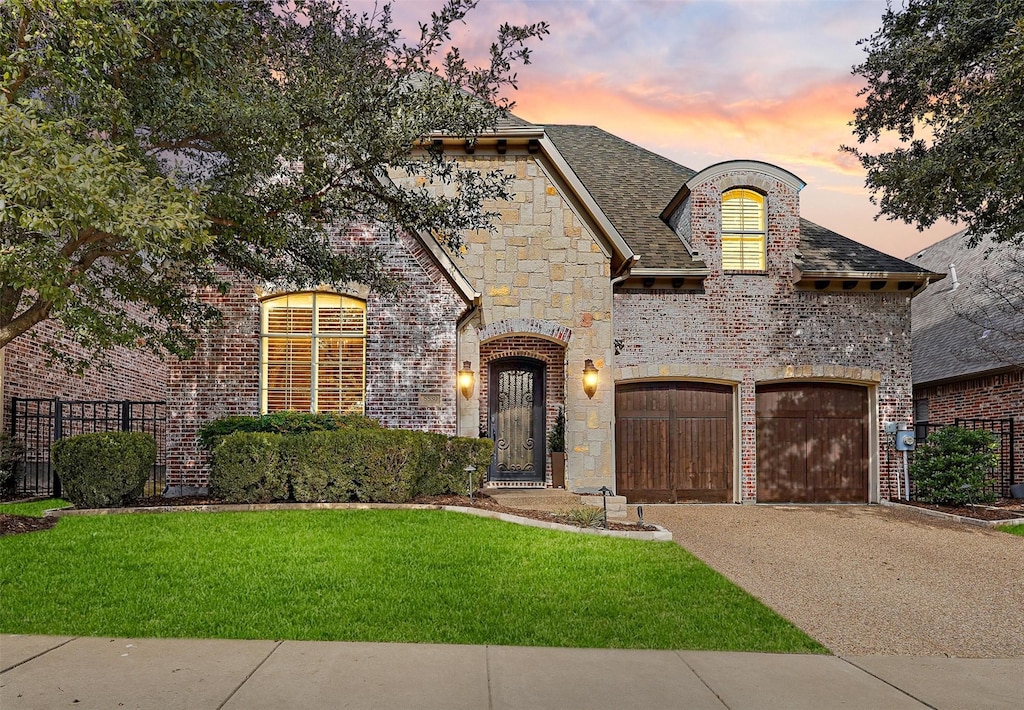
(721, 188, 766, 271)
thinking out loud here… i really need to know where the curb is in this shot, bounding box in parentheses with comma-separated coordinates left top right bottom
(46, 502, 672, 541)
(880, 499, 1024, 528)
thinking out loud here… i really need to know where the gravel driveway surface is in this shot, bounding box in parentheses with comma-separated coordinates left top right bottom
(641, 504, 1024, 657)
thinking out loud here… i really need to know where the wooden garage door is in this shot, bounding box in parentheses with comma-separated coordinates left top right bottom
(615, 382, 733, 503)
(756, 383, 869, 503)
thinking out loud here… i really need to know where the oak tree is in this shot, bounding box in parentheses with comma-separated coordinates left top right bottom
(0, 0, 547, 367)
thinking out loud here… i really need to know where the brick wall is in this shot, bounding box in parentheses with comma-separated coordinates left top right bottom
(2, 313, 168, 409)
(165, 225, 466, 487)
(916, 369, 1024, 490)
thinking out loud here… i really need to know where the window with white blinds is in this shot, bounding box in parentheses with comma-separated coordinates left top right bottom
(721, 188, 766, 271)
(260, 293, 366, 414)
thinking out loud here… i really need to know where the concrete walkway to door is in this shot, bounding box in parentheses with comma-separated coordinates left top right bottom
(640, 504, 1024, 658)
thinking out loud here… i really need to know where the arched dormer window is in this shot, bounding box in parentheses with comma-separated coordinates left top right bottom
(260, 292, 366, 413)
(721, 188, 766, 271)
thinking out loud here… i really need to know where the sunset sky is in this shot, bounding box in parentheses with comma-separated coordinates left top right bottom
(352, 0, 955, 259)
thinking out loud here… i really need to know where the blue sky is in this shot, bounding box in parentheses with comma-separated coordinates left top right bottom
(350, 0, 954, 258)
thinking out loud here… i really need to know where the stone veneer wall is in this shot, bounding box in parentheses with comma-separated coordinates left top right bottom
(615, 165, 913, 501)
(165, 226, 466, 487)
(449, 154, 615, 492)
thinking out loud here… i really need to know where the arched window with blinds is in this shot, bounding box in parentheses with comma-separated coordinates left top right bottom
(260, 292, 366, 413)
(721, 188, 766, 271)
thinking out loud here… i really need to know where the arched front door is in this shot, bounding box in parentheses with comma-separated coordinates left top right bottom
(488, 358, 546, 483)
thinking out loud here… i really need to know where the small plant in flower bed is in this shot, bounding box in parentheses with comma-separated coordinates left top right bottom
(51, 432, 157, 508)
(197, 412, 380, 451)
(559, 506, 605, 528)
(209, 427, 493, 504)
(910, 426, 998, 506)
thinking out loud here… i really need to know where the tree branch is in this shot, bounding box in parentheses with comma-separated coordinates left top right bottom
(2, 10, 32, 102)
(0, 296, 53, 350)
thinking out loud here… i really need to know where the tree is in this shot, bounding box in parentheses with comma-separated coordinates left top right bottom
(0, 0, 547, 368)
(845, 0, 1024, 247)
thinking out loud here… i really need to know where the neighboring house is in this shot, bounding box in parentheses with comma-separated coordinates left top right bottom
(906, 232, 1023, 492)
(4, 115, 941, 504)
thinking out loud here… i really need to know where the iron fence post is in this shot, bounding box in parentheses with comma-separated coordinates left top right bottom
(52, 398, 62, 498)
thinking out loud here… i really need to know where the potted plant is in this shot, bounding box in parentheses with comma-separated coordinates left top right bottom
(548, 406, 566, 488)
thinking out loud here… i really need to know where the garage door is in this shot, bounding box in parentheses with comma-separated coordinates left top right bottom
(756, 383, 869, 503)
(615, 382, 733, 503)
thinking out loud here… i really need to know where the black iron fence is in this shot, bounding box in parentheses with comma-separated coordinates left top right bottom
(8, 398, 167, 498)
(909, 417, 1016, 499)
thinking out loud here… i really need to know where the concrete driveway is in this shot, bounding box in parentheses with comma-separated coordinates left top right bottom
(641, 504, 1024, 657)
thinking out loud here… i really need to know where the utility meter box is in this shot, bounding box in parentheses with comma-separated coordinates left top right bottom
(895, 424, 916, 451)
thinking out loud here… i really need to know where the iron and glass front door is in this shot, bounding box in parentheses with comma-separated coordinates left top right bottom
(489, 359, 545, 483)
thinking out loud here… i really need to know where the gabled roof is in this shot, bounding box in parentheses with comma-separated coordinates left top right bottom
(544, 125, 705, 271)
(906, 230, 1023, 386)
(797, 219, 937, 276)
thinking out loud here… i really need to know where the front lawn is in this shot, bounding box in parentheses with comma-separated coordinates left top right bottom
(1000, 524, 1024, 537)
(0, 509, 824, 652)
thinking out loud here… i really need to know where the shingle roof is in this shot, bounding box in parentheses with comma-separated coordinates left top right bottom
(797, 219, 936, 275)
(544, 125, 704, 270)
(905, 231, 1023, 385)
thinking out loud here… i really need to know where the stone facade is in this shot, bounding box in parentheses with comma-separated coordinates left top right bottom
(449, 155, 615, 491)
(165, 226, 466, 487)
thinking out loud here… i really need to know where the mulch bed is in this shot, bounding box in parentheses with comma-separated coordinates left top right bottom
(897, 499, 1024, 521)
(0, 514, 59, 537)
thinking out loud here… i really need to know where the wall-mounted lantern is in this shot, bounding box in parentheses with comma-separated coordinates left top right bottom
(582, 359, 599, 399)
(458, 361, 475, 400)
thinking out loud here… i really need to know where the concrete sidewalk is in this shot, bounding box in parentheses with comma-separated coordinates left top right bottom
(1, 636, 1020, 709)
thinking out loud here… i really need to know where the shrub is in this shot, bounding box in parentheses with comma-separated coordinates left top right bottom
(348, 429, 420, 503)
(197, 412, 379, 451)
(209, 433, 287, 503)
(51, 432, 156, 508)
(910, 426, 999, 505)
(416, 436, 493, 497)
(0, 432, 24, 496)
(281, 432, 357, 503)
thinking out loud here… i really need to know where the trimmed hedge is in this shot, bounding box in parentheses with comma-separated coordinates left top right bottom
(208, 427, 494, 504)
(51, 431, 156, 508)
(209, 432, 287, 503)
(197, 412, 380, 451)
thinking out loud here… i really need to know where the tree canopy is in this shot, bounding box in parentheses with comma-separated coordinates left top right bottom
(0, 0, 547, 367)
(845, 0, 1024, 246)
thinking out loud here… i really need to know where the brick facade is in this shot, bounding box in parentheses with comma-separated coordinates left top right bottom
(613, 165, 913, 501)
(165, 225, 466, 487)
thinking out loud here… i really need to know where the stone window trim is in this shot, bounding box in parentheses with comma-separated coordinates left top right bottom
(259, 291, 367, 414)
(721, 187, 767, 273)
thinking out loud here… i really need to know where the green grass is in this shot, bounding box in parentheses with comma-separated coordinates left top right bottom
(0, 509, 825, 653)
(0, 498, 70, 517)
(999, 524, 1024, 537)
